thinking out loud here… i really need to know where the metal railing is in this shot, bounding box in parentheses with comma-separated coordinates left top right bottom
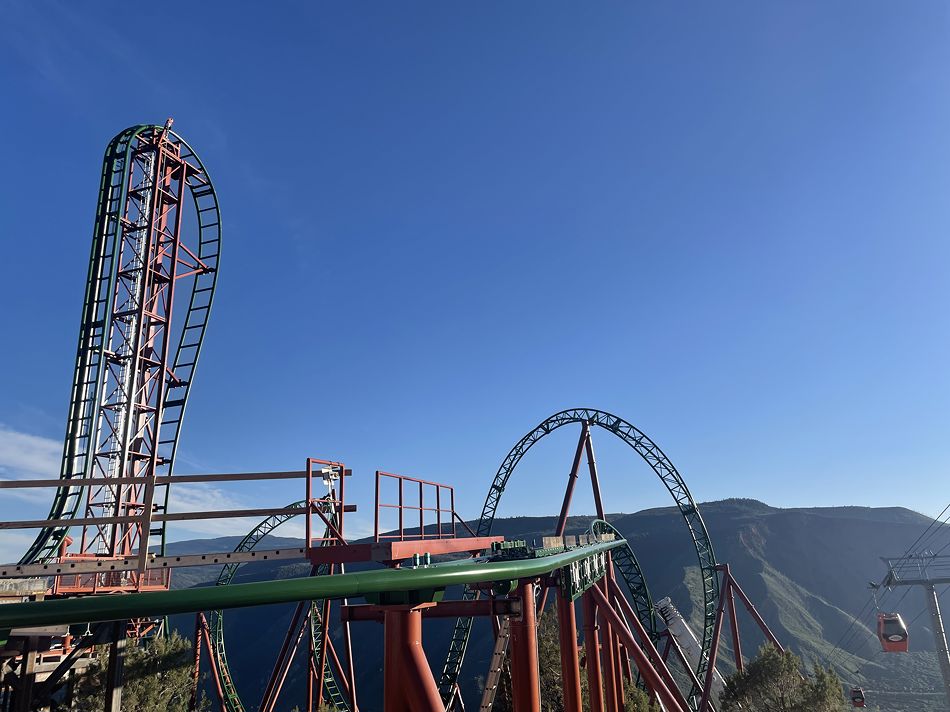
(374, 471, 473, 542)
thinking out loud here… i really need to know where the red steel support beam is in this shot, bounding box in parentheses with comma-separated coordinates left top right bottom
(662, 629, 705, 697)
(324, 637, 353, 701)
(588, 585, 687, 712)
(339, 567, 359, 712)
(612, 625, 626, 706)
(306, 464, 313, 550)
(509, 579, 541, 712)
(556, 588, 583, 712)
(539, 422, 593, 615)
(339, 465, 347, 542)
(382, 605, 444, 712)
(582, 591, 605, 712)
(586, 430, 606, 520)
(260, 601, 310, 712)
(618, 638, 633, 684)
(374, 473, 381, 541)
(556, 422, 591, 537)
(606, 564, 628, 703)
(727, 578, 743, 673)
(721, 565, 784, 651)
(698, 572, 731, 712)
(189, 615, 202, 712)
(599, 581, 620, 712)
(607, 579, 691, 709)
(199, 618, 228, 712)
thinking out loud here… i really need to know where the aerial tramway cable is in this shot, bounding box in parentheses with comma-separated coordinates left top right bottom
(828, 501, 950, 666)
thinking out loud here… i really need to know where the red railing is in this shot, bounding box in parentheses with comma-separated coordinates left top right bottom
(374, 471, 472, 542)
(53, 565, 170, 595)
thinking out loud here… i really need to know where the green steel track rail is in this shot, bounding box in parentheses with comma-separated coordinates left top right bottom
(0, 540, 623, 630)
(153, 131, 222, 557)
(207, 500, 350, 712)
(589, 519, 656, 640)
(19, 124, 221, 565)
(438, 408, 718, 705)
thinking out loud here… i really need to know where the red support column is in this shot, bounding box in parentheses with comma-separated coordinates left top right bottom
(260, 603, 310, 712)
(618, 639, 633, 685)
(509, 580, 541, 712)
(556, 588, 583, 712)
(698, 573, 730, 712)
(189, 614, 202, 712)
(599, 582, 620, 712)
(198, 616, 228, 712)
(588, 585, 687, 712)
(582, 591, 605, 712)
(606, 580, 691, 710)
(538, 422, 593, 615)
(612, 629, 626, 705)
(605, 565, 627, 706)
(325, 638, 353, 701)
(383, 606, 443, 712)
(585, 431, 606, 520)
(306, 460, 313, 549)
(383, 609, 408, 712)
(725, 565, 785, 651)
(556, 422, 591, 536)
(727, 576, 743, 673)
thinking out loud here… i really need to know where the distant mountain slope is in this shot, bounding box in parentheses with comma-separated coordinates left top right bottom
(168, 499, 947, 712)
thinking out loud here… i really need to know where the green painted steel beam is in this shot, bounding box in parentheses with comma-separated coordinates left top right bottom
(0, 541, 623, 630)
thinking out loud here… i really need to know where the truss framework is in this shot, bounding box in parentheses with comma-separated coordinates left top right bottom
(17, 123, 221, 594)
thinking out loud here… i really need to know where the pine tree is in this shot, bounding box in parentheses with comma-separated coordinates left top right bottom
(719, 644, 844, 712)
(70, 630, 207, 712)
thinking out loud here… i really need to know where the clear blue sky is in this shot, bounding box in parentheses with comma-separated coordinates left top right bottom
(1, 1, 950, 556)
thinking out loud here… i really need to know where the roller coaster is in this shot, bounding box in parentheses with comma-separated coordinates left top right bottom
(0, 123, 789, 712)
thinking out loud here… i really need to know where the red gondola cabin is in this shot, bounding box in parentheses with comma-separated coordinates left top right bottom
(877, 612, 908, 652)
(850, 687, 865, 707)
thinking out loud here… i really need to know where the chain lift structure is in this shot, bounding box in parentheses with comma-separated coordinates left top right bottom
(0, 123, 795, 712)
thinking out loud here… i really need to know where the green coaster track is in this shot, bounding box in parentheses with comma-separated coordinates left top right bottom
(208, 499, 351, 712)
(438, 408, 719, 706)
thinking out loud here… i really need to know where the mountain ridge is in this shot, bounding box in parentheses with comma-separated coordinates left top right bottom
(167, 498, 945, 711)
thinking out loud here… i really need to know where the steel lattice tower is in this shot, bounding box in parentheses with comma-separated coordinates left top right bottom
(19, 121, 220, 593)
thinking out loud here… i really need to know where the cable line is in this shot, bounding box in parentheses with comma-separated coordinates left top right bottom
(828, 502, 950, 665)
(828, 596, 875, 665)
